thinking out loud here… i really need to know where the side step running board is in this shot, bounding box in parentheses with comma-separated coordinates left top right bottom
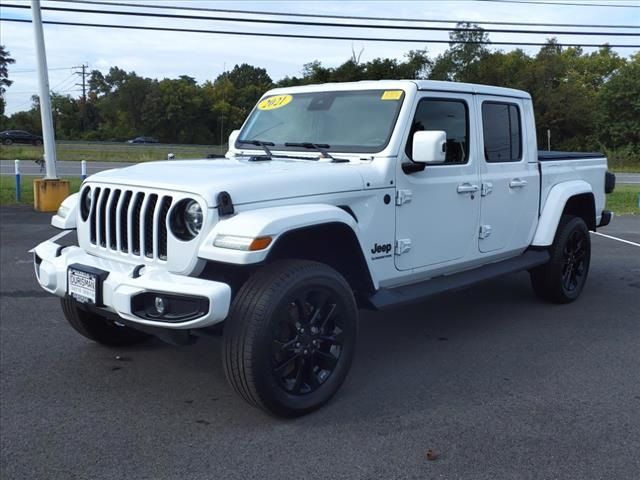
(368, 250, 550, 310)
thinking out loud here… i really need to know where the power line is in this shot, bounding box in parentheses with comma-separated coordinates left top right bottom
(51, 0, 640, 29)
(475, 0, 640, 7)
(2, 17, 639, 48)
(4, 3, 639, 37)
(10, 66, 76, 73)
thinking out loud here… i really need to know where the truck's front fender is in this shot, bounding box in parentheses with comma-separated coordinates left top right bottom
(532, 180, 593, 246)
(198, 204, 361, 265)
(51, 193, 79, 230)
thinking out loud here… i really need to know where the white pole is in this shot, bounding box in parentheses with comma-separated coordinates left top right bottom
(81, 160, 87, 180)
(547, 129, 551, 151)
(31, 0, 58, 180)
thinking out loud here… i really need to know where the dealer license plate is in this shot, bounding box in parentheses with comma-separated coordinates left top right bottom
(68, 266, 100, 304)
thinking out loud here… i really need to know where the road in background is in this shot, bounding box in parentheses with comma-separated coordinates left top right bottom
(1, 159, 639, 182)
(1, 207, 639, 480)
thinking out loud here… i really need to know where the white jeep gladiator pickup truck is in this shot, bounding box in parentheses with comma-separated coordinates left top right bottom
(34, 80, 615, 417)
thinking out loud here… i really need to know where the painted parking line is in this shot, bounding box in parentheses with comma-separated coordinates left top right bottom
(592, 231, 640, 248)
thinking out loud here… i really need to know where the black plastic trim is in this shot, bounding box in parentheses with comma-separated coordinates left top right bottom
(217, 191, 235, 217)
(598, 210, 612, 227)
(368, 250, 550, 310)
(401, 161, 427, 174)
(605, 172, 616, 194)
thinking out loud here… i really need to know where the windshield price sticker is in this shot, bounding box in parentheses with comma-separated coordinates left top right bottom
(258, 95, 293, 110)
(381, 90, 403, 101)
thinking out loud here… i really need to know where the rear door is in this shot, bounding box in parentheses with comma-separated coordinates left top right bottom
(476, 97, 539, 254)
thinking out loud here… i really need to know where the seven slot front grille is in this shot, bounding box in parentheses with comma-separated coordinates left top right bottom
(88, 188, 173, 260)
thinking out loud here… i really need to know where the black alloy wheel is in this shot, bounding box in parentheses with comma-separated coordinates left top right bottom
(271, 286, 344, 396)
(561, 229, 588, 293)
(530, 215, 591, 304)
(223, 260, 358, 417)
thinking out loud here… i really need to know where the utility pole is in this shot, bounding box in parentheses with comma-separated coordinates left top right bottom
(74, 63, 88, 130)
(31, 0, 57, 180)
(74, 63, 88, 102)
(31, 0, 69, 212)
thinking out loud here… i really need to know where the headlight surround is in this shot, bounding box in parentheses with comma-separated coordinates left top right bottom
(80, 187, 91, 221)
(170, 199, 204, 240)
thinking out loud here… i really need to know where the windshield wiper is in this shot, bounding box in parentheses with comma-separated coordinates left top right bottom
(237, 139, 274, 158)
(284, 142, 333, 160)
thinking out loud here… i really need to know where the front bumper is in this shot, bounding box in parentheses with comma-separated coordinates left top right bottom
(33, 237, 232, 329)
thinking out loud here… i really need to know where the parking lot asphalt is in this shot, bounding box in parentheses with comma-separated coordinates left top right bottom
(1, 206, 638, 480)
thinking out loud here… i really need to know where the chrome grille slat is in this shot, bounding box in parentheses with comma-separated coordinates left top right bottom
(87, 186, 171, 262)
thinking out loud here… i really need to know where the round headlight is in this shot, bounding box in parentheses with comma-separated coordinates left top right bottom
(80, 187, 91, 221)
(184, 201, 203, 236)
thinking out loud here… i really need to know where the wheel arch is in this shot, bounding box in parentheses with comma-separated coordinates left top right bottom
(265, 222, 375, 301)
(532, 180, 595, 246)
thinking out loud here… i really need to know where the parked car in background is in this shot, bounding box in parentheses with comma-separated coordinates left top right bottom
(127, 136, 159, 144)
(0, 130, 43, 146)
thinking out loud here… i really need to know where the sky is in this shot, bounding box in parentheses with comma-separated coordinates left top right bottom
(1, 0, 639, 115)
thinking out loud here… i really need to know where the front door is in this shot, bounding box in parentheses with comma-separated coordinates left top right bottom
(395, 93, 480, 271)
(476, 97, 539, 254)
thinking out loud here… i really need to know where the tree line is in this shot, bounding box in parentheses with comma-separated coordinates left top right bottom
(0, 25, 638, 159)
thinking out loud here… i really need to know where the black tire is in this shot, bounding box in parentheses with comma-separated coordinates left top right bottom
(3, 138, 13, 145)
(33, 139, 43, 146)
(222, 260, 358, 417)
(530, 215, 591, 304)
(61, 297, 151, 347)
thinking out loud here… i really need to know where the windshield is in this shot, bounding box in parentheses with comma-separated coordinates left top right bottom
(236, 89, 405, 154)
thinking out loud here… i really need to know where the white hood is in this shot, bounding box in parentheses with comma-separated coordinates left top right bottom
(87, 157, 366, 207)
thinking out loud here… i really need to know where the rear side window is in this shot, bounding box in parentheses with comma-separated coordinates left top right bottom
(406, 98, 469, 164)
(482, 102, 522, 162)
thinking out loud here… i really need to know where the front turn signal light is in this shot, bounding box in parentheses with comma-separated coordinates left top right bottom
(214, 235, 272, 251)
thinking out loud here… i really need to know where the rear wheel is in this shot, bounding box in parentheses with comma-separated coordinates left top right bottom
(33, 139, 43, 146)
(530, 215, 591, 304)
(222, 260, 358, 417)
(61, 297, 151, 346)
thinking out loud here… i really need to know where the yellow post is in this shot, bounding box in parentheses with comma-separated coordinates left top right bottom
(33, 178, 70, 212)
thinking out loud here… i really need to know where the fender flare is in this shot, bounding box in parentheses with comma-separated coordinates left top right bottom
(51, 192, 79, 230)
(198, 203, 364, 265)
(532, 180, 593, 246)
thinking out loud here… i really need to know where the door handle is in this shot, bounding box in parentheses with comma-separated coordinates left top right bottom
(457, 183, 480, 194)
(509, 178, 528, 188)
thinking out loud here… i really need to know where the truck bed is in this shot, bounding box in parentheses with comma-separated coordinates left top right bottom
(538, 151, 605, 161)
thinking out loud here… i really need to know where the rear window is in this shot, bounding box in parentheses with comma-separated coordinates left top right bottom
(482, 102, 522, 163)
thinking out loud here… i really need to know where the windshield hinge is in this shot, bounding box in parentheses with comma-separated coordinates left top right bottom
(396, 189, 413, 206)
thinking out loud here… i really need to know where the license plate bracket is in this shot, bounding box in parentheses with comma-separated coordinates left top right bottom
(67, 264, 109, 306)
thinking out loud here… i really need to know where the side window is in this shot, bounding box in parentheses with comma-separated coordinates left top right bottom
(406, 98, 469, 164)
(482, 102, 522, 162)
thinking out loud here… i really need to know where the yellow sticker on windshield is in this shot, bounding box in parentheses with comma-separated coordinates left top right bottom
(381, 90, 403, 100)
(258, 95, 293, 110)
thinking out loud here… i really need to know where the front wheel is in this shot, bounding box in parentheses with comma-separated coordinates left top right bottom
(222, 260, 358, 417)
(530, 215, 591, 304)
(2, 138, 13, 145)
(61, 297, 151, 346)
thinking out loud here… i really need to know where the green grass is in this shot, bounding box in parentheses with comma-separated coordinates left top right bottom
(606, 185, 640, 216)
(0, 141, 226, 163)
(0, 176, 83, 206)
